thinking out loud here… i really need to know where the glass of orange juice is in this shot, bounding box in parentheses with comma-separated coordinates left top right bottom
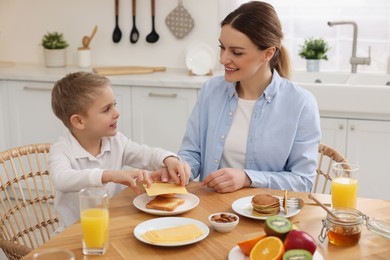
(331, 163, 359, 209)
(79, 187, 109, 255)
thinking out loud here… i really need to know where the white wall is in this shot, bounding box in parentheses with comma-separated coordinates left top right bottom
(0, 0, 220, 68)
(223, 0, 390, 73)
(1, 0, 390, 73)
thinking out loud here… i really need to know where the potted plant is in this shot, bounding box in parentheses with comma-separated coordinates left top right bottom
(41, 32, 69, 67)
(298, 37, 330, 72)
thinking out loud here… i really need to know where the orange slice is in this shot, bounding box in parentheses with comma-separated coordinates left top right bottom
(249, 236, 285, 260)
(237, 234, 267, 256)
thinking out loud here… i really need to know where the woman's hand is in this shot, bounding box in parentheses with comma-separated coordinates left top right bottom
(202, 168, 251, 193)
(150, 158, 191, 186)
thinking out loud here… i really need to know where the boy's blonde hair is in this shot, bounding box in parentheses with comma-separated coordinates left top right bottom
(51, 71, 111, 129)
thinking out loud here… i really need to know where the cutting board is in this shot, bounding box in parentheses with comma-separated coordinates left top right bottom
(93, 66, 166, 75)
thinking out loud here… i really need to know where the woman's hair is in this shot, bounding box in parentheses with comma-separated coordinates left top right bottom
(221, 1, 291, 79)
(51, 71, 110, 129)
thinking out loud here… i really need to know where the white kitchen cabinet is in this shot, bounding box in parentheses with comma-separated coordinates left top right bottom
(320, 117, 347, 155)
(320, 117, 390, 200)
(346, 119, 390, 200)
(112, 85, 132, 139)
(0, 80, 7, 150)
(4, 81, 131, 149)
(131, 86, 198, 153)
(7, 80, 67, 147)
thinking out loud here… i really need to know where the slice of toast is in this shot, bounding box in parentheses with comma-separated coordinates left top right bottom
(158, 193, 176, 198)
(146, 195, 185, 211)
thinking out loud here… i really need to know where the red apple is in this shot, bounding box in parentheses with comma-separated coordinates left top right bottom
(284, 230, 317, 255)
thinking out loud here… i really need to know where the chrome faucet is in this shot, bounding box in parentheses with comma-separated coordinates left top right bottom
(328, 21, 371, 73)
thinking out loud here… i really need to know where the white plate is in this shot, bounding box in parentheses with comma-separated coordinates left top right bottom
(133, 193, 199, 216)
(133, 217, 209, 247)
(228, 245, 323, 260)
(231, 196, 300, 220)
(185, 44, 216, 75)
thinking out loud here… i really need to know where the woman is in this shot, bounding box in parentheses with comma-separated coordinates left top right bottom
(178, 1, 321, 193)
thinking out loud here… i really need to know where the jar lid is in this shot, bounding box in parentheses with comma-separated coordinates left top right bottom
(366, 217, 390, 239)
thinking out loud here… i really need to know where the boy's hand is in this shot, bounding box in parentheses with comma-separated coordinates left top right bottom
(150, 157, 191, 186)
(102, 169, 152, 194)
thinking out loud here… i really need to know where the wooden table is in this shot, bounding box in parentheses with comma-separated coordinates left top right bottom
(23, 182, 390, 259)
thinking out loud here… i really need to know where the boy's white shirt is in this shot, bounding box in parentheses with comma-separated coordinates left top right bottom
(49, 131, 176, 228)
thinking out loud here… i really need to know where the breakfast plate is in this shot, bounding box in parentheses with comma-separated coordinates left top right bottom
(133, 193, 199, 216)
(185, 44, 216, 75)
(228, 245, 323, 260)
(231, 196, 300, 220)
(134, 217, 209, 247)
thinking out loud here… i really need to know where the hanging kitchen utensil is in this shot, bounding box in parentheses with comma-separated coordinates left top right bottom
(112, 0, 122, 43)
(146, 0, 159, 43)
(130, 0, 139, 43)
(165, 0, 194, 39)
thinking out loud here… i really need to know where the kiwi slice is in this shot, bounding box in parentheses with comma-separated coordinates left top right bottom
(264, 215, 292, 239)
(283, 249, 313, 260)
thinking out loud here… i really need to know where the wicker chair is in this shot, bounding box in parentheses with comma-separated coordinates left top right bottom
(0, 143, 60, 259)
(313, 143, 348, 194)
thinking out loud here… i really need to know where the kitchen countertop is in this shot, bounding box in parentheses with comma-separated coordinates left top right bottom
(0, 62, 222, 89)
(1, 62, 390, 120)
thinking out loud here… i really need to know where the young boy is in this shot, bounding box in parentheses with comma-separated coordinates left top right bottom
(49, 71, 190, 228)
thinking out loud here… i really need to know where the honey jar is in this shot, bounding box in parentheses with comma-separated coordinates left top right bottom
(319, 208, 364, 246)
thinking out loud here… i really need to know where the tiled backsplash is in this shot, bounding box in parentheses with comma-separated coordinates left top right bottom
(222, 0, 390, 73)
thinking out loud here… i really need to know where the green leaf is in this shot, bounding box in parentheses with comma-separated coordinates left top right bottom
(298, 37, 330, 60)
(41, 32, 69, 49)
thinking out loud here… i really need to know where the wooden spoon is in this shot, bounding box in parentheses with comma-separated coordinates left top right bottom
(82, 25, 98, 49)
(308, 193, 341, 220)
(82, 36, 89, 49)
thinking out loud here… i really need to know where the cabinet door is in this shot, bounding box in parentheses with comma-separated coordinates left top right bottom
(112, 85, 132, 139)
(0, 80, 8, 150)
(131, 87, 197, 153)
(7, 81, 67, 147)
(346, 119, 390, 200)
(320, 117, 348, 155)
(6, 82, 131, 149)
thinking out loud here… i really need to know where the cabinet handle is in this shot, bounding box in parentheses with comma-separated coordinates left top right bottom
(148, 92, 178, 98)
(339, 125, 344, 130)
(23, 86, 51, 91)
(350, 125, 355, 131)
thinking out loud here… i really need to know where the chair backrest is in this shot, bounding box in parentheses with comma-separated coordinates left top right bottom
(313, 143, 348, 194)
(0, 143, 60, 251)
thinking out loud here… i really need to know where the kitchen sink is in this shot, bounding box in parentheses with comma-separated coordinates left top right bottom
(291, 71, 351, 85)
(293, 71, 390, 116)
(348, 73, 390, 86)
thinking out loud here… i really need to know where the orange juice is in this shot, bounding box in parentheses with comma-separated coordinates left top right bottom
(331, 177, 358, 208)
(81, 208, 109, 249)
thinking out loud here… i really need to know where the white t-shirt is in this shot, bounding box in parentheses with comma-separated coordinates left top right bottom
(220, 98, 256, 169)
(49, 132, 176, 228)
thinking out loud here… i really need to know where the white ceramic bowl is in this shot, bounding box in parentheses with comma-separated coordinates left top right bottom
(208, 212, 239, 233)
